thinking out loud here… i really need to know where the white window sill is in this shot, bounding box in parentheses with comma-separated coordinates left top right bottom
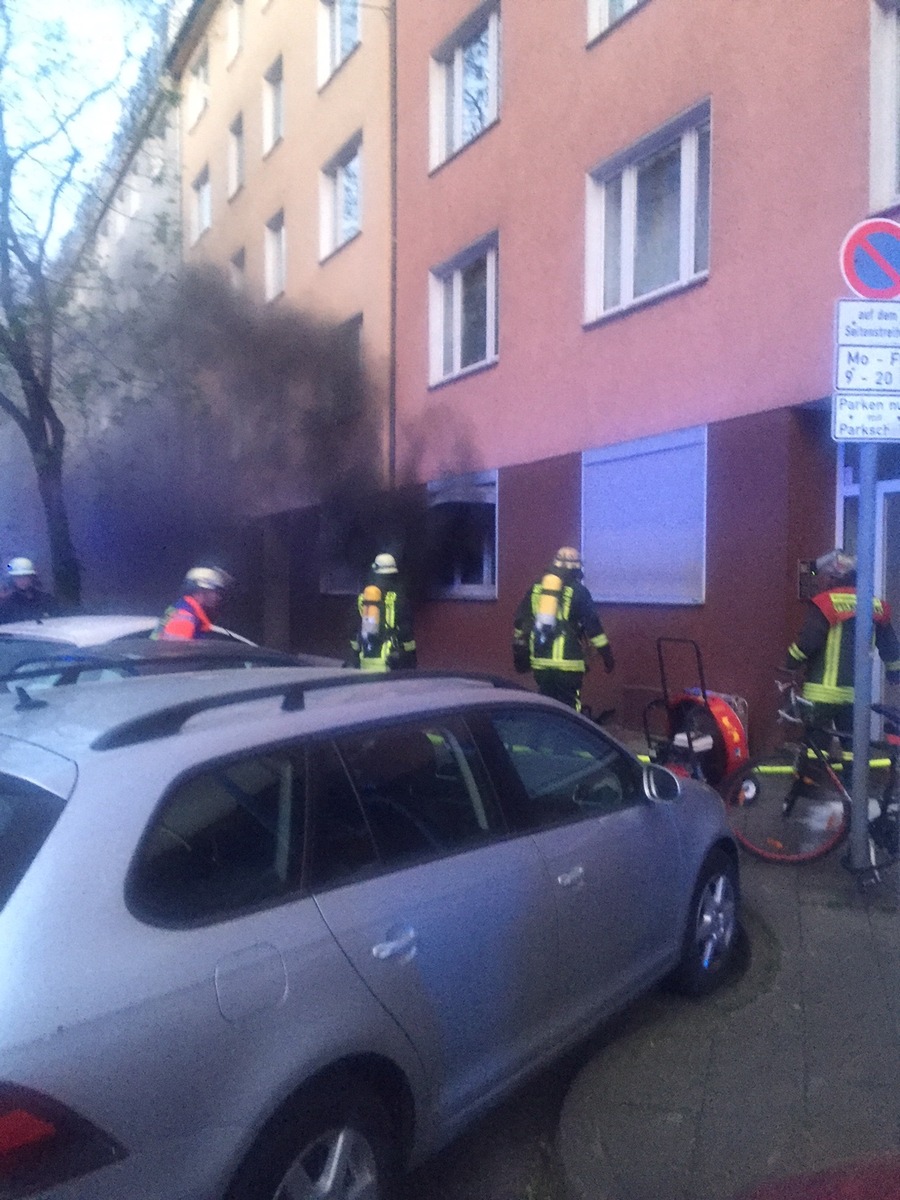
(428, 354, 499, 391)
(429, 584, 497, 601)
(429, 116, 499, 177)
(583, 271, 708, 330)
(319, 228, 361, 265)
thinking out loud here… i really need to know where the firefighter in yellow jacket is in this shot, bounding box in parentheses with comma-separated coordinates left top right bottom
(786, 548, 900, 748)
(349, 553, 417, 672)
(512, 546, 614, 711)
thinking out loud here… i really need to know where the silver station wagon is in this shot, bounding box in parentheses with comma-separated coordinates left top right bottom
(0, 668, 740, 1200)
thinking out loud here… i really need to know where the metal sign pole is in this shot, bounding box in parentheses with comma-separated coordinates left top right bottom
(850, 442, 877, 872)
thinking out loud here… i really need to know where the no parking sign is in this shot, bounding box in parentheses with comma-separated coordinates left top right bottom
(840, 218, 900, 300)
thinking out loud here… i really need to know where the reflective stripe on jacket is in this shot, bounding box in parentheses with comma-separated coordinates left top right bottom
(787, 587, 900, 704)
(514, 577, 609, 672)
(153, 594, 212, 641)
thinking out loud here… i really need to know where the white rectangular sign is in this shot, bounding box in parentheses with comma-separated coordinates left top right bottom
(833, 300, 900, 441)
(832, 393, 900, 441)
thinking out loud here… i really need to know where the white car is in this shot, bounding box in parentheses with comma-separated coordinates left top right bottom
(0, 666, 740, 1200)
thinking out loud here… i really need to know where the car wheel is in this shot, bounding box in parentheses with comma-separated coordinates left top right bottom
(226, 1080, 396, 1200)
(669, 848, 739, 997)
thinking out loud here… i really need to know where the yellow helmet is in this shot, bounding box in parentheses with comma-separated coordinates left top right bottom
(553, 546, 582, 572)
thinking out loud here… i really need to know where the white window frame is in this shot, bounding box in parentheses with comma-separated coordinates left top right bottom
(265, 210, 286, 300)
(429, 3, 500, 170)
(317, 0, 360, 86)
(871, 1, 900, 212)
(229, 247, 246, 291)
(429, 234, 499, 385)
(582, 426, 707, 605)
(191, 166, 211, 243)
(226, 0, 244, 63)
(587, 0, 645, 42)
(188, 45, 209, 128)
(319, 135, 362, 259)
(584, 101, 711, 323)
(228, 113, 244, 197)
(262, 56, 284, 154)
(427, 470, 498, 599)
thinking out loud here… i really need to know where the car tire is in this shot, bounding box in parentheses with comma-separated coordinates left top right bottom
(668, 848, 740, 997)
(225, 1078, 396, 1200)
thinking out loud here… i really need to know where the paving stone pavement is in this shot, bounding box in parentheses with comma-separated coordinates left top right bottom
(558, 850, 900, 1200)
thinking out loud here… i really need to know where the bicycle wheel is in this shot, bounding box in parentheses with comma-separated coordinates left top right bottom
(723, 751, 849, 863)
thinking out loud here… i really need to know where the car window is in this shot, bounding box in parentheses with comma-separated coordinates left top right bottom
(489, 708, 642, 830)
(336, 717, 503, 869)
(130, 750, 306, 925)
(304, 740, 378, 891)
(0, 777, 64, 912)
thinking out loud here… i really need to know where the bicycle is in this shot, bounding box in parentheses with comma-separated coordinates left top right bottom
(721, 679, 900, 872)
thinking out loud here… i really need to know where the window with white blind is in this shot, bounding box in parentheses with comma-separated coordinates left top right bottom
(582, 427, 707, 605)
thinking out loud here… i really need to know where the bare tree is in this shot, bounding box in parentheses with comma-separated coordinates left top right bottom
(0, 0, 153, 605)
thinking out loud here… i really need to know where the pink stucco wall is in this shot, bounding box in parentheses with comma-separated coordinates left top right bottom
(395, 0, 870, 478)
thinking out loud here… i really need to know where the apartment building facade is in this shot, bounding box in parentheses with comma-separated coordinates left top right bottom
(392, 0, 900, 741)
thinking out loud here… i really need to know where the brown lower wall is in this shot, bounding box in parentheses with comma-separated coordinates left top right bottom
(413, 403, 835, 754)
(261, 402, 835, 756)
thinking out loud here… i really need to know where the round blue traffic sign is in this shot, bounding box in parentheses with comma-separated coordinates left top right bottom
(840, 219, 900, 300)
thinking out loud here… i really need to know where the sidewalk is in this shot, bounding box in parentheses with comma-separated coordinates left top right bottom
(558, 834, 900, 1200)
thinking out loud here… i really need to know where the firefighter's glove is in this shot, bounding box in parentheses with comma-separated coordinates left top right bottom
(601, 647, 615, 674)
(512, 640, 530, 675)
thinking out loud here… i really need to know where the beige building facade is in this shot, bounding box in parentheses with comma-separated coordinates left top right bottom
(168, 0, 394, 643)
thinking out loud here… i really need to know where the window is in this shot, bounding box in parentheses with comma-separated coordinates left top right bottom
(226, 0, 243, 63)
(188, 45, 209, 127)
(228, 113, 244, 197)
(318, 0, 360, 83)
(0, 779, 64, 914)
(319, 136, 361, 258)
(585, 103, 711, 320)
(490, 708, 642, 831)
(265, 210, 286, 299)
(191, 166, 211, 242)
(263, 56, 284, 153)
(587, 0, 645, 41)
(229, 247, 246, 291)
(129, 750, 306, 925)
(430, 3, 500, 167)
(871, 3, 900, 211)
(426, 471, 497, 598)
(336, 718, 501, 869)
(429, 234, 498, 383)
(582, 425, 707, 605)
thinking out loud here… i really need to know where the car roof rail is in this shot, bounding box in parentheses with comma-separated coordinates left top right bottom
(91, 670, 524, 751)
(0, 647, 293, 687)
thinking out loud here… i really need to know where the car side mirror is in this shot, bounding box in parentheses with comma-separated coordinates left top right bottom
(643, 762, 681, 802)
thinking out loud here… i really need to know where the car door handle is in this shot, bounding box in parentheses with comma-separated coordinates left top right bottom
(372, 927, 418, 961)
(557, 866, 585, 888)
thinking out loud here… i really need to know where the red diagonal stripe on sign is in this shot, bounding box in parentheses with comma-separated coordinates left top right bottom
(861, 235, 900, 287)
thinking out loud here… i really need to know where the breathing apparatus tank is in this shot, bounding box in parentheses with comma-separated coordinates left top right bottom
(533, 572, 563, 652)
(360, 584, 383, 654)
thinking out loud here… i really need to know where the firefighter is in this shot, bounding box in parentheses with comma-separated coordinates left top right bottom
(348, 553, 417, 672)
(0, 557, 58, 623)
(153, 566, 233, 640)
(786, 548, 900, 754)
(513, 546, 614, 711)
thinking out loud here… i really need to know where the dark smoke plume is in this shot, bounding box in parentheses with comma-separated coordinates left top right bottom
(158, 266, 478, 602)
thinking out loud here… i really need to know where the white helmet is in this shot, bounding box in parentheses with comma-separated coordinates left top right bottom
(7, 557, 36, 577)
(814, 549, 856, 581)
(184, 566, 233, 591)
(372, 553, 398, 576)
